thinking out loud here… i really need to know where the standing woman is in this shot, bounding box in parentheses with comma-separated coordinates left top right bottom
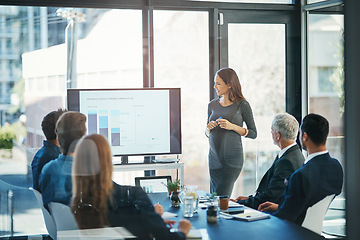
(206, 68, 257, 197)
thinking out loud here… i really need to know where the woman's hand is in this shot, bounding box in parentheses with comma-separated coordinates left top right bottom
(216, 119, 234, 130)
(207, 120, 219, 131)
(178, 219, 192, 236)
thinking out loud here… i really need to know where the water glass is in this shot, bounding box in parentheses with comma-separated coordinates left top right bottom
(183, 195, 195, 218)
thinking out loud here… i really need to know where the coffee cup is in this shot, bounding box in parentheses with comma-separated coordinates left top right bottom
(219, 195, 229, 210)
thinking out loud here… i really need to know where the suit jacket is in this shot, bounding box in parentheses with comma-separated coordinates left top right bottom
(239, 145, 304, 209)
(274, 152, 343, 225)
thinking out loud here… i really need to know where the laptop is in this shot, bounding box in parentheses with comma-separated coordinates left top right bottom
(135, 175, 172, 193)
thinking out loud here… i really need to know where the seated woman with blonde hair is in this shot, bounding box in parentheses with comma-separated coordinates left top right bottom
(71, 134, 191, 239)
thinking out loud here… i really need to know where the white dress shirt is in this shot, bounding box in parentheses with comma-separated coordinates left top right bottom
(304, 150, 329, 164)
(278, 142, 298, 158)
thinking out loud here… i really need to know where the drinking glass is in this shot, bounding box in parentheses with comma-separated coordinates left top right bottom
(183, 195, 195, 218)
(180, 185, 199, 213)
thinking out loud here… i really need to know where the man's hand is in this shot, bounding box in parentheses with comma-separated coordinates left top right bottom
(258, 201, 278, 213)
(230, 196, 249, 202)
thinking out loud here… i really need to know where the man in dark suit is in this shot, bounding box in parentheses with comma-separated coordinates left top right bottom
(258, 113, 343, 225)
(231, 113, 304, 209)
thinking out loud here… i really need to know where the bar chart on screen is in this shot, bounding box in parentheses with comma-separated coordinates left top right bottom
(67, 88, 181, 156)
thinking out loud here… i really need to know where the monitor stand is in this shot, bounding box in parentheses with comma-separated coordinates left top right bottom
(121, 156, 128, 164)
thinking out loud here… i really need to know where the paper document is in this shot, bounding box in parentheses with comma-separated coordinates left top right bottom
(228, 201, 244, 208)
(162, 211, 178, 219)
(57, 226, 136, 239)
(187, 229, 209, 240)
(231, 209, 270, 222)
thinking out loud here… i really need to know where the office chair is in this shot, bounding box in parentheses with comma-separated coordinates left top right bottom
(302, 194, 336, 235)
(135, 175, 171, 193)
(48, 203, 135, 240)
(29, 187, 57, 240)
(48, 202, 78, 232)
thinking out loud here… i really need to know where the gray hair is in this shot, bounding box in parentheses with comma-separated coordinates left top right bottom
(272, 113, 299, 140)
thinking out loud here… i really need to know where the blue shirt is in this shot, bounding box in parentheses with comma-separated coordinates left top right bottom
(31, 140, 61, 191)
(39, 154, 73, 207)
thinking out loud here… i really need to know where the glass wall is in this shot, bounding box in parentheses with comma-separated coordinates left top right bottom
(193, 0, 293, 3)
(0, 1, 301, 237)
(308, 13, 344, 237)
(228, 24, 286, 198)
(308, 0, 328, 4)
(0, 6, 144, 236)
(153, 10, 210, 190)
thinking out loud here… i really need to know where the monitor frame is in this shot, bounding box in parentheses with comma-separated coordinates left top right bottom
(67, 88, 182, 157)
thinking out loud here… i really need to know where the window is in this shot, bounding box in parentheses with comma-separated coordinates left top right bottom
(318, 66, 337, 93)
(1, 6, 144, 236)
(0, 2, 305, 237)
(191, 0, 292, 3)
(308, 14, 344, 136)
(6, 39, 12, 49)
(227, 23, 286, 196)
(308, 13, 345, 237)
(153, 10, 210, 189)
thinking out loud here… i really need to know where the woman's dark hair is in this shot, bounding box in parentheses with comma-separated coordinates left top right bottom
(300, 113, 329, 145)
(216, 68, 245, 102)
(41, 108, 66, 140)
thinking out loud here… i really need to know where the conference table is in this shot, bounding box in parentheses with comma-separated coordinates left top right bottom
(148, 192, 325, 240)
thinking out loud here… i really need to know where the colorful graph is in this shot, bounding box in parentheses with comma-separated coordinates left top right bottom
(88, 110, 98, 134)
(99, 110, 109, 139)
(111, 110, 121, 146)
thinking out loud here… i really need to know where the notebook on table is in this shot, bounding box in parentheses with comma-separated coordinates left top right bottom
(231, 209, 270, 222)
(220, 208, 270, 222)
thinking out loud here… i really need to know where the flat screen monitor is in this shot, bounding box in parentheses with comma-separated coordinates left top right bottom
(67, 88, 181, 157)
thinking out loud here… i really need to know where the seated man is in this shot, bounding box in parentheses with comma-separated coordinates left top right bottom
(258, 113, 343, 225)
(31, 109, 66, 191)
(231, 113, 304, 209)
(39, 111, 87, 206)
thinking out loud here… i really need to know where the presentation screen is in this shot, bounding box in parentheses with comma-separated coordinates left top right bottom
(67, 88, 181, 157)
